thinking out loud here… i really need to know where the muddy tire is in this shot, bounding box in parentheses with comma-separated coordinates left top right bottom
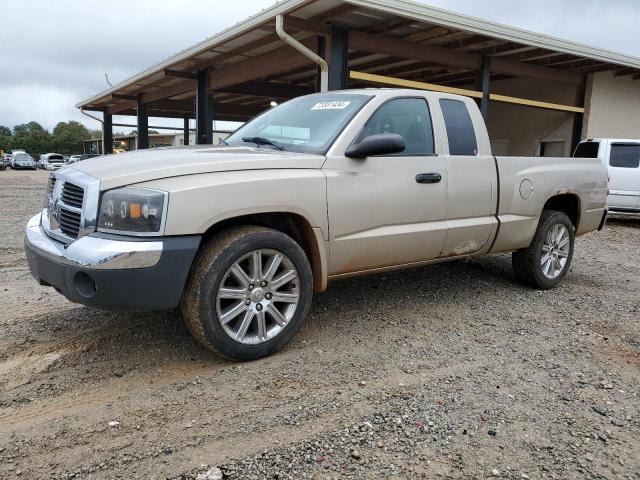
(181, 226, 313, 361)
(512, 210, 575, 290)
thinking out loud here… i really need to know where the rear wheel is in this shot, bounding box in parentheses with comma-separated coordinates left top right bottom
(512, 210, 575, 289)
(181, 226, 313, 361)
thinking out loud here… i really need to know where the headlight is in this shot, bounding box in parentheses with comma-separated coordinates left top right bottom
(97, 188, 167, 235)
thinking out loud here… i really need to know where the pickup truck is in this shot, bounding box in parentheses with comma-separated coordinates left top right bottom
(25, 89, 608, 360)
(40, 153, 66, 171)
(574, 138, 640, 214)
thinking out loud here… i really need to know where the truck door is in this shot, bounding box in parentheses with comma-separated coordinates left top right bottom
(438, 99, 496, 256)
(325, 97, 448, 275)
(606, 142, 640, 211)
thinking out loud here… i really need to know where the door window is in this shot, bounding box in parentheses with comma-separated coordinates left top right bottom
(609, 144, 640, 168)
(440, 99, 478, 156)
(360, 98, 434, 155)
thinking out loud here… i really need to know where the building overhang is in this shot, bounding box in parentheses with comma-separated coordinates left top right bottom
(76, 0, 640, 121)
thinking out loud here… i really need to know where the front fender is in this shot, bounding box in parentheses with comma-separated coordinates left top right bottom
(134, 169, 329, 239)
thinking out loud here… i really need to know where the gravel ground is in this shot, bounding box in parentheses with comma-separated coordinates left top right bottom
(0, 168, 638, 480)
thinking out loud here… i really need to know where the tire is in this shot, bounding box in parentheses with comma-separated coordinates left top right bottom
(181, 226, 313, 361)
(512, 210, 575, 289)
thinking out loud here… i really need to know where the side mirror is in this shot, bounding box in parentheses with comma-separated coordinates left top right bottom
(345, 133, 406, 159)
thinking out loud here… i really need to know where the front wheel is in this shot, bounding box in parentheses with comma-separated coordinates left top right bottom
(512, 210, 575, 289)
(181, 226, 313, 361)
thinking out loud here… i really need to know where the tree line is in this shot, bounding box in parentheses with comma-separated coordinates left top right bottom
(0, 121, 102, 156)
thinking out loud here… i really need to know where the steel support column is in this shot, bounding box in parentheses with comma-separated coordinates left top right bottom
(103, 112, 113, 155)
(196, 70, 212, 144)
(570, 84, 587, 154)
(571, 112, 585, 155)
(207, 94, 214, 143)
(316, 36, 327, 93)
(183, 118, 190, 146)
(329, 26, 349, 90)
(136, 95, 149, 150)
(480, 55, 491, 119)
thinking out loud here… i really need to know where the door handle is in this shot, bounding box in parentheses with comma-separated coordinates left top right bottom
(415, 173, 442, 184)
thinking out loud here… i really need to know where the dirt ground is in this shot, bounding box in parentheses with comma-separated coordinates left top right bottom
(0, 168, 638, 480)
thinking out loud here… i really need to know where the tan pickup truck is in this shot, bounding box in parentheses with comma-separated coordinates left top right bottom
(25, 89, 608, 360)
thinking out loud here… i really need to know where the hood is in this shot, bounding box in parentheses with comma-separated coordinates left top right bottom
(70, 145, 326, 190)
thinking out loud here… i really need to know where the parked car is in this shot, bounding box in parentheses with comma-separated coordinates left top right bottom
(40, 153, 65, 171)
(12, 152, 37, 170)
(25, 89, 608, 361)
(574, 139, 640, 214)
(67, 155, 82, 164)
(11, 150, 26, 166)
(0, 157, 6, 171)
(4, 154, 13, 168)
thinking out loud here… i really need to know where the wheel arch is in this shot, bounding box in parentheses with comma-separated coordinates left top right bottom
(543, 193, 581, 229)
(200, 211, 328, 292)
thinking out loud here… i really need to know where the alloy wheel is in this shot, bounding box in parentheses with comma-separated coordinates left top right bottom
(216, 249, 300, 345)
(541, 224, 570, 280)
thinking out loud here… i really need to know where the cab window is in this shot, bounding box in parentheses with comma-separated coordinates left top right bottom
(609, 144, 640, 168)
(361, 98, 435, 156)
(440, 99, 478, 156)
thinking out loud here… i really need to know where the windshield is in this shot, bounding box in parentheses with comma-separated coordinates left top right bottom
(226, 93, 372, 154)
(15, 153, 30, 161)
(49, 155, 63, 161)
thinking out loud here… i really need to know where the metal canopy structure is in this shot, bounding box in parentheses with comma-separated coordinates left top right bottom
(77, 0, 640, 153)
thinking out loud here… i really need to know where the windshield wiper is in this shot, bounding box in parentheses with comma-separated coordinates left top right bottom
(218, 137, 229, 146)
(242, 136, 286, 151)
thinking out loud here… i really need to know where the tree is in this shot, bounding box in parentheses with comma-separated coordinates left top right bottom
(52, 121, 90, 154)
(12, 122, 52, 155)
(0, 125, 12, 154)
(129, 129, 160, 135)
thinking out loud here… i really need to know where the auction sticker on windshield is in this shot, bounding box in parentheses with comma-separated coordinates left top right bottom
(311, 101, 352, 110)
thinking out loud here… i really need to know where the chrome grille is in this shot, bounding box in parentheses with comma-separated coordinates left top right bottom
(59, 208, 82, 238)
(61, 182, 84, 209)
(42, 169, 99, 244)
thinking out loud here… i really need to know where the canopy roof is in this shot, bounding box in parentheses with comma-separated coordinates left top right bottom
(77, 0, 640, 121)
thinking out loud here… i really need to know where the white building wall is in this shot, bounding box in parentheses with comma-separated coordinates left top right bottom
(173, 133, 197, 146)
(583, 71, 640, 139)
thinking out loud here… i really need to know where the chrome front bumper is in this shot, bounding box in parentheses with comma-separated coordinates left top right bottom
(26, 213, 163, 270)
(24, 213, 201, 311)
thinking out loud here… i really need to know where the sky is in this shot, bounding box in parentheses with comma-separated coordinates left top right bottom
(0, 0, 638, 133)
